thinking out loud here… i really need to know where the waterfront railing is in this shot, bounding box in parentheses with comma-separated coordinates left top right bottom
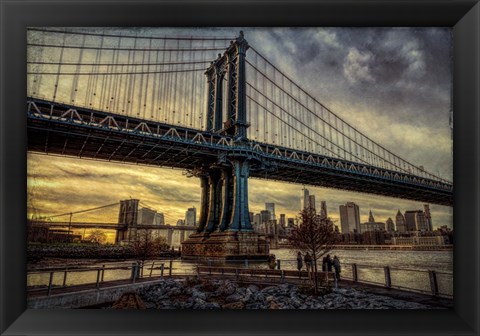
(27, 258, 452, 298)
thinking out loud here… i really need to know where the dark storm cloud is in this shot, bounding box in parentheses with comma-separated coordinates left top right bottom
(245, 27, 452, 180)
(252, 28, 451, 118)
(27, 28, 453, 229)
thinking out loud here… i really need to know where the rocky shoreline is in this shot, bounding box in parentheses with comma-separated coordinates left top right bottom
(135, 278, 440, 309)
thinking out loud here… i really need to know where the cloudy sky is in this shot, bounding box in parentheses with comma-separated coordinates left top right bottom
(27, 27, 453, 234)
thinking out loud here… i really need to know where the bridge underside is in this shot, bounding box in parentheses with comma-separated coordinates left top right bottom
(250, 162, 452, 206)
(27, 98, 453, 208)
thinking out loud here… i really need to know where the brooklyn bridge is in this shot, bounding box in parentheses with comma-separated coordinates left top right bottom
(27, 28, 453, 258)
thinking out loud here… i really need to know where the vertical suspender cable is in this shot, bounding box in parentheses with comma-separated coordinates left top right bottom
(52, 33, 66, 102)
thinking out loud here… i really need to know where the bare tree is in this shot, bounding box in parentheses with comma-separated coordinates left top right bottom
(85, 229, 107, 245)
(129, 230, 168, 263)
(287, 208, 338, 293)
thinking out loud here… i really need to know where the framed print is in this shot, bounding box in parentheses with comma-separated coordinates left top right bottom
(1, 0, 479, 335)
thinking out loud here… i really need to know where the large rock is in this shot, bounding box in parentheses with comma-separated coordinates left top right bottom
(226, 293, 244, 303)
(216, 281, 237, 296)
(192, 289, 207, 301)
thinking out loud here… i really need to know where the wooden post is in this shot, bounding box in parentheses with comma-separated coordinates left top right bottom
(276, 260, 281, 270)
(244, 259, 249, 268)
(384, 266, 392, 288)
(160, 263, 164, 278)
(281, 270, 285, 283)
(149, 262, 155, 277)
(169, 260, 173, 276)
(47, 272, 54, 296)
(352, 264, 358, 282)
(62, 269, 68, 287)
(429, 270, 439, 296)
(96, 269, 101, 289)
(101, 264, 105, 283)
(131, 262, 137, 284)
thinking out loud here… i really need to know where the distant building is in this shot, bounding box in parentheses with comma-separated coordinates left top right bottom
(185, 207, 196, 226)
(249, 212, 254, 223)
(392, 236, 445, 246)
(154, 213, 165, 226)
(48, 229, 82, 243)
(279, 214, 286, 228)
(266, 219, 278, 235)
(301, 188, 310, 211)
(424, 204, 433, 231)
(265, 203, 275, 220)
(260, 210, 271, 224)
(308, 195, 316, 212)
(395, 210, 406, 233)
(405, 210, 428, 232)
(339, 202, 361, 233)
(287, 218, 295, 227)
(253, 213, 262, 229)
(386, 217, 395, 232)
(360, 210, 386, 233)
(320, 201, 328, 218)
(137, 207, 157, 225)
(361, 230, 385, 245)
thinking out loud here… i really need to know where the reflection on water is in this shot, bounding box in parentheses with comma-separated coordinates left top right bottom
(28, 248, 453, 297)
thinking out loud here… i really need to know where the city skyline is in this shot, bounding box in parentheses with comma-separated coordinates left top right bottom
(27, 27, 453, 230)
(28, 152, 452, 231)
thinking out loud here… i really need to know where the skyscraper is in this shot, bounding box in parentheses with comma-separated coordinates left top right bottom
(404, 210, 428, 232)
(423, 204, 433, 231)
(386, 217, 395, 232)
(137, 207, 156, 225)
(395, 210, 406, 233)
(301, 188, 309, 211)
(339, 202, 361, 233)
(185, 207, 196, 226)
(260, 210, 271, 224)
(308, 195, 316, 212)
(279, 214, 286, 228)
(154, 212, 165, 225)
(361, 210, 386, 233)
(265, 203, 275, 220)
(320, 201, 328, 218)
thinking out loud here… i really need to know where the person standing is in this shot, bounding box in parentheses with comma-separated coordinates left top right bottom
(325, 254, 333, 272)
(268, 254, 277, 270)
(333, 255, 341, 281)
(296, 252, 303, 271)
(304, 252, 312, 273)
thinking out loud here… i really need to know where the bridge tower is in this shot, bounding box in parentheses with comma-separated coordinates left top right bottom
(115, 199, 139, 244)
(182, 32, 269, 260)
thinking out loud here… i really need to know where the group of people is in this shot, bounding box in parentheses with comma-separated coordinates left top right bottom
(296, 252, 342, 281)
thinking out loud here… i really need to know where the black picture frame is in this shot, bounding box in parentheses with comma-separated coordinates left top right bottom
(1, 0, 479, 335)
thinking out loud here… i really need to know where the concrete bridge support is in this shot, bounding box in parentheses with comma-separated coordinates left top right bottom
(182, 157, 268, 260)
(182, 32, 268, 260)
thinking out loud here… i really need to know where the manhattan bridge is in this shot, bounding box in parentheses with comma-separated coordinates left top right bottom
(27, 29, 453, 251)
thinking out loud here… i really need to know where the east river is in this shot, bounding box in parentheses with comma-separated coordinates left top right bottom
(27, 248, 453, 297)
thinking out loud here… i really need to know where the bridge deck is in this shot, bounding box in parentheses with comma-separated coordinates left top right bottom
(27, 98, 453, 206)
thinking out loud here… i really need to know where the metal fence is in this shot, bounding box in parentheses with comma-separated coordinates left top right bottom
(27, 258, 453, 298)
(27, 260, 197, 296)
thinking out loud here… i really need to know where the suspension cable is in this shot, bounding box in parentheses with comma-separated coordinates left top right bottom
(27, 28, 235, 41)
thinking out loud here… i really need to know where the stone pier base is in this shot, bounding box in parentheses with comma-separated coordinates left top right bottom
(181, 231, 269, 260)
